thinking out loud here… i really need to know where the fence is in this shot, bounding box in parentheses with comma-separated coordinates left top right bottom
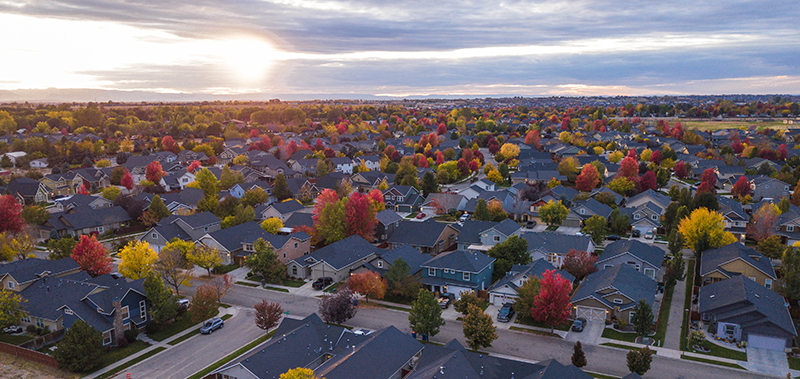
(20, 329, 65, 351)
(0, 341, 59, 369)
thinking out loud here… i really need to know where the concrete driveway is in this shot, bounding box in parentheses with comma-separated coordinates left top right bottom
(743, 348, 789, 378)
(565, 321, 604, 345)
(556, 226, 582, 235)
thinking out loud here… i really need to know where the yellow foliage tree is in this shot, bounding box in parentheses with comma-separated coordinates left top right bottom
(120, 139, 134, 153)
(559, 131, 571, 143)
(95, 159, 111, 168)
(118, 240, 158, 279)
(233, 155, 248, 165)
(187, 245, 222, 277)
(261, 217, 284, 234)
(678, 208, 737, 255)
(639, 148, 653, 162)
(280, 368, 323, 379)
(499, 143, 520, 160)
(608, 151, 624, 163)
(547, 177, 561, 188)
(0, 231, 34, 261)
(487, 170, 503, 184)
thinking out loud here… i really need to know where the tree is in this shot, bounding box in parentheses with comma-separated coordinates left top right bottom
(110, 166, 127, 185)
(486, 235, 530, 282)
(696, 168, 717, 195)
(731, 176, 752, 200)
(487, 199, 508, 221)
(408, 289, 444, 338)
(453, 291, 483, 315)
(53, 320, 103, 372)
(619, 157, 639, 182)
(558, 157, 578, 182)
(395, 159, 419, 185)
(0, 195, 24, 233)
(47, 236, 77, 260)
(273, 173, 292, 201)
(120, 170, 134, 190)
(187, 160, 202, 173)
(572, 341, 587, 368)
(145, 160, 166, 184)
(21, 205, 49, 225)
(747, 203, 780, 242)
(678, 208, 736, 259)
(626, 347, 654, 376)
(101, 186, 121, 202)
(674, 161, 688, 179)
(757, 235, 784, 259)
(241, 187, 269, 207)
(473, 199, 491, 221)
(385, 257, 410, 291)
(691, 191, 719, 211)
(779, 197, 791, 214)
(516, 277, 540, 321)
(190, 283, 219, 323)
(187, 245, 223, 276)
(575, 164, 600, 191)
(0, 228, 34, 261)
(143, 273, 177, 328)
(220, 166, 245, 189)
(313, 189, 346, 244)
(254, 299, 283, 332)
(345, 192, 379, 241)
(562, 249, 597, 280)
(581, 215, 608, 244)
(161, 135, 178, 153)
(279, 368, 322, 379)
(71, 235, 112, 277)
(462, 304, 497, 351)
(609, 208, 631, 235)
(631, 299, 654, 340)
(118, 240, 158, 279)
(319, 286, 357, 324)
(221, 204, 255, 229)
(531, 270, 572, 333)
(639, 171, 657, 192)
(148, 195, 170, 220)
(347, 271, 387, 302)
(656, 168, 670, 189)
(421, 171, 438, 197)
(608, 177, 635, 196)
(244, 238, 285, 284)
(782, 247, 800, 300)
(0, 289, 24, 327)
(261, 217, 283, 233)
(539, 200, 568, 227)
(500, 143, 520, 160)
(154, 242, 193, 296)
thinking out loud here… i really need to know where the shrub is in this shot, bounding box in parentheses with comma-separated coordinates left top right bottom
(26, 325, 36, 333)
(124, 328, 139, 343)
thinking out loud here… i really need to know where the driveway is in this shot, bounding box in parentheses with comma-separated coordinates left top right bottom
(556, 226, 582, 235)
(565, 321, 604, 345)
(743, 348, 789, 378)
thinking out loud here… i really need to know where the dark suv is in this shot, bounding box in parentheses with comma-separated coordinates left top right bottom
(497, 303, 515, 323)
(313, 277, 334, 290)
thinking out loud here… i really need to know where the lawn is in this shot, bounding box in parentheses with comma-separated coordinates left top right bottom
(381, 293, 414, 306)
(509, 326, 561, 338)
(789, 355, 800, 370)
(96, 346, 167, 379)
(0, 333, 35, 345)
(236, 281, 259, 287)
(601, 328, 640, 343)
(689, 340, 747, 362)
(653, 280, 675, 344)
(517, 316, 570, 331)
(680, 355, 746, 370)
(680, 259, 696, 351)
(281, 278, 306, 287)
(186, 331, 275, 379)
(147, 308, 218, 342)
(600, 342, 658, 354)
(264, 286, 289, 293)
(93, 341, 151, 373)
(324, 282, 343, 293)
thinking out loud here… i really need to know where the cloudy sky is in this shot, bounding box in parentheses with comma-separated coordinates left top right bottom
(0, 0, 798, 99)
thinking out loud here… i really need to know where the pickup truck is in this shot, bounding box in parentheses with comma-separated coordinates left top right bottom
(438, 293, 454, 309)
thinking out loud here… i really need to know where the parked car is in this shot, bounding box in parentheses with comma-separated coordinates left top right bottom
(631, 229, 641, 238)
(575, 231, 584, 236)
(571, 317, 587, 332)
(459, 213, 470, 222)
(497, 303, 515, 323)
(110, 272, 123, 279)
(312, 277, 334, 290)
(525, 220, 537, 229)
(353, 328, 374, 336)
(3, 325, 22, 334)
(606, 234, 621, 241)
(200, 317, 224, 334)
(416, 213, 426, 219)
(177, 299, 190, 309)
(438, 293, 454, 309)
(644, 230, 654, 239)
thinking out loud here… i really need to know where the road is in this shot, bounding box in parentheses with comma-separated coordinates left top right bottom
(177, 283, 767, 379)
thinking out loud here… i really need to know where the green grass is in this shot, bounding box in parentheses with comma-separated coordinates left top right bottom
(212, 263, 240, 274)
(264, 286, 290, 293)
(680, 355, 746, 370)
(516, 316, 570, 331)
(220, 303, 232, 308)
(653, 283, 675, 344)
(587, 372, 619, 379)
(167, 329, 199, 346)
(221, 314, 233, 321)
(509, 326, 562, 338)
(96, 346, 167, 379)
(381, 293, 415, 305)
(601, 328, 639, 343)
(236, 281, 259, 287)
(324, 282, 343, 293)
(0, 333, 35, 345)
(680, 259, 696, 351)
(370, 302, 410, 312)
(281, 278, 306, 287)
(788, 356, 800, 370)
(406, 212, 419, 219)
(186, 331, 275, 379)
(148, 308, 218, 342)
(689, 340, 747, 361)
(93, 341, 151, 373)
(600, 343, 658, 354)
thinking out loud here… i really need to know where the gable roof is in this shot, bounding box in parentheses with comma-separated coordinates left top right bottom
(626, 189, 671, 208)
(375, 245, 431, 275)
(454, 220, 500, 246)
(597, 239, 665, 268)
(375, 209, 403, 226)
(0, 258, 79, 285)
(489, 258, 575, 293)
(292, 235, 380, 270)
(421, 250, 494, 274)
(699, 243, 776, 280)
(490, 218, 523, 236)
(572, 265, 657, 311)
(522, 231, 593, 256)
(388, 219, 458, 248)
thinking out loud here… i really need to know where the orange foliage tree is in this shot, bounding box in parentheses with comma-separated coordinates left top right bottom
(71, 235, 112, 277)
(347, 271, 387, 302)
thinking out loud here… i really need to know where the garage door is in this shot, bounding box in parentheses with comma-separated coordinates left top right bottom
(576, 306, 606, 323)
(748, 334, 785, 351)
(490, 293, 516, 306)
(447, 286, 472, 299)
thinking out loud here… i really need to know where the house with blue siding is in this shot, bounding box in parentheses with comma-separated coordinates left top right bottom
(420, 250, 494, 298)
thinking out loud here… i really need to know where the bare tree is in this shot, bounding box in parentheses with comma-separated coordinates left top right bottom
(209, 274, 233, 303)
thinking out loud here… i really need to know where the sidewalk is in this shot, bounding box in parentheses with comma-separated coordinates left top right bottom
(664, 273, 687, 349)
(83, 306, 239, 379)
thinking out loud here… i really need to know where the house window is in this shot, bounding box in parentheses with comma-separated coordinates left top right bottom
(644, 268, 656, 279)
(64, 308, 73, 315)
(294, 242, 298, 248)
(140, 301, 146, 319)
(651, 215, 658, 221)
(634, 214, 641, 220)
(580, 209, 585, 215)
(292, 266, 298, 275)
(121, 306, 129, 320)
(7, 281, 14, 289)
(613, 298, 623, 304)
(724, 324, 736, 336)
(788, 226, 794, 232)
(244, 244, 253, 251)
(36, 318, 45, 328)
(765, 278, 773, 289)
(604, 264, 612, 269)
(103, 331, 112, 345)
(428, 268, 436, 276)
(283, 253, 286, 259)
(493, 236, 500, 242)
(97, 226, 104, 233)
(182, 178, 188, 183)
(152, 232, 157, 239)
(734, 222, 742, 227)
(463, 272, 471, 281)
(20, 315, 30, 323)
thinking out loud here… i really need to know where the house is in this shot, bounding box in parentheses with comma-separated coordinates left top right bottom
(571, 198, 613, 221)
(698, 276, 796, 351)
(522, 231, 595, 268)
(375, 209, 403, 242)
(699, 243, 777, 289)
(197, 221, 311, 265)
(776, 206, 800, 245)
(571, 265, 658, 323)
(329, 157, 354, 174)
(487, 259, 575, 306)
(420, 249, 494, 297)
(29, 158, 48, 169)
(387, 219, 459, 255)
(139, 212, 222, 252)
(5, 177, 49, 204)
(161, 170, 195, 191)
(596, 240, 665, 281)
(718, 196, 749, 242)
(354, 244, 430, 278)
(455, 220, 500, 250)
(255, 199, 305, 221)
(54, 194, 113, 211)
(177, 149, 208, 163)
(41, 171, 83, 197)
(420, 193, 467, 215)
(383, 185, 423, 213)
(619, 201, 663, 235)
(350, 171, 394, 190)
(0, 258, 81, 292)
(728, 175, 790, 201)
(468, 218, 524, 251)
(137, 187, 205, 213)
(41, 206, 132, 238)
(287, 235, 379, 281)
(625, 189, 671, 210)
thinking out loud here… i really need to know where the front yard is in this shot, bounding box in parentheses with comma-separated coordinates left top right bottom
(516, 316, 570, 331)
(601, 327, 639, 343)
(687, 340, 748, 362)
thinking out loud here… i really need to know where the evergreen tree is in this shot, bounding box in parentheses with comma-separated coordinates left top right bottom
(631, 300, 654, 340)
(421, 171, 438, 197)
(273, 173, 292, 201)
(148, 195, 170, 220)
(572, 341, 587, 368)
(474, 199, 491, 221)
(53, 320, 103, 372)
(143, 273, 177, 328)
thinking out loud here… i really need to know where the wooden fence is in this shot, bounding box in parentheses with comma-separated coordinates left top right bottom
(0, 341, 59, 369)
(20, 329, 65, 351)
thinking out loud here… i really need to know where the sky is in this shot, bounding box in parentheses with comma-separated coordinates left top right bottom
(0, 0, 799, 100)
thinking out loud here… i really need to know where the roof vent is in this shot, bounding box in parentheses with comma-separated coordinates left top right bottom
(755, 294, 760, 298)
(709, 295, 715, 298)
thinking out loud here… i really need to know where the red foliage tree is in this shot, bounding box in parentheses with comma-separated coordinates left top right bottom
(417, 155, 429, 168)
(731, 176, 752, 200)
(649, 150, 662, 165)
(120, 170, 134, 190)
(639, 171, 658, 191)
(0, 195, 24, 233)
(253, 136, 272, 152)
(249, 128, 261, 138)
(254, 299, 283, 331)
(187, 160, 202, 173)
(347, 271, 387, 302)
(71, 235, 112, 277)
(313, 138, 325, 151)
(619, 157, 639, 182)
(673, 161, 688, 179)
(531, 270, 572, 332)
(77, 184, 89, 195)
(286, 140, 299, 156)
(436, 123, 447, 135)
(778, 144, 789, 161)
(561, 250, 598, 280)
(747, 204, 780, 242)
(457, 159, 469, 176)
(732, 140, 744, 154)
(145, 161, 165, 184)
(626, 149, 638, 160)
(462, 148, 474, 163)
(345, 192, 378, 242)
(161, 136, 179, 154)
(468, 160, 479, 172)
(672, 123, 684, 140)
(696, 168, 717, 194)
(575, 164, 600, 192)
(435, 150, 445, 165)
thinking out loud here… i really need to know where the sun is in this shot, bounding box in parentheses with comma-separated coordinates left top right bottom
(215, 37, 280, 82)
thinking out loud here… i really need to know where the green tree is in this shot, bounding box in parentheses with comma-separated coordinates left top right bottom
(143, 273, 177, 328)
(148, 195, 170, 220)
(21, 205, 49, 225)
(664, 249, 685, 290)
(486, 235, 530, 282)
(221, 204, 255, 229)
(244, 238, 285, 284)
(581, 215, 608, 244)
(0, 289, 25, 327)
(395, 159, 419, 187)
(609, 208, 631, 235)
(631, 300, 654, 340)
(757, 235, 785, 259)
(315, 159, 329, 177)
(408, 289, 444, 338)
(462, 304, 497, 351)
(384, 257, 410, 293)
(539, 200, 568, 227)
(101, 186, 121, 202)
(273, 173, 292, 201)
(782, 247, 800, 300)
(53, 320, 103, 372)
(473, 199, 491, 221)
(572, 341, 587, 368)
(241, 187, 269, 207)
(515, 277, 540, 321)
(626, 347, 654, 376)
(219, 166, 244, 189)
(421, 171, 438, 197)
(453, 291, 483, 315)
(46, 236, 77, 260)
(779, 197, 791, 214)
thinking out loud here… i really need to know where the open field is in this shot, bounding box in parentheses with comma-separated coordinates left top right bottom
(0, 352, 78, 379)
(679, 120, 793, 131)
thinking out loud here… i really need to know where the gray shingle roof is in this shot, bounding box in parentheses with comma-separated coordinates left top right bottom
(56, 206, 132, 230)
(598, 239, 665, 268)
(0, 258, 79, 285)
(699, 243, 776, 279)
(572, 265, 657, 311)
(164, 212, 221, 229)
(455, 220, 500, 245)
(388, 219, 457, 248)
(489, 258, 575, 293)
(375, 209, 402, 226)
(491, 218, 523, 236)
(283, 212, 314, 229)
(421, 250, 494, 274)
(522, 231, 593, 256)
(626, 189, 671, 208)
(376, 245, 431, 275)
(292, 235, 380, 270)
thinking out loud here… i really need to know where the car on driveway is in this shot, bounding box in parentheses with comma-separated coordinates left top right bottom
(497, 303, 515, 323)
(312, 277, 334, 290)
(606, 234, 621, 241)
(177, 299, 190, 309)
(416, 213, 426, 219)
(525, 220, 537, 229)
(3, 325, 22, 334)
(644, 230, 654, 239)
(631, 229, 641, 238)
(571, 317, 587, 332)
(200, 317, 224, 334)
(459, 214, 470, 222)
(438, 293, 454, 309)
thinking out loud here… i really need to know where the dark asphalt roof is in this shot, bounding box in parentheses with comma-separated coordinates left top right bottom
(20, 277, 97, 321)
(699, 243, 776, 279)
(598, 239, 665, 268)
(377, 244, 432, 275)
(165, 212, 221, 229)
(489, 258, 575, 293)
(455, 219, 500, 245)
(388, 219, 457, 248)
(572, 265, 657, 311)
(522, 231, 594, 256)
(0, 258, 79, 285)
(283, 212, 314, 229)
(292, 235, 380, 270)
(375, 209, 403, 226)
(421, 250, 494, 274)
(492, 218, 523, 236)
(6, 177, 42, 197)
(56, 206, 132, 230)
(269, 200, 305, 214)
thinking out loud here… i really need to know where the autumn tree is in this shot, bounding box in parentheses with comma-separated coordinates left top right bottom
(347, 271, 387, 302)
(187, 245, 223, 277)
(581, 215, 608, 244)
(120, 170, 134, 190)
(558, 157, 578, 182)
(462, 304, 498, 351)
(562, 249, 597, 280)
(696, 168, 717, 194)
(608, 177, 635, 196)
(101, 186, 121, 202)
(21, 205, 49, 225)
(618, 157, 639, 183)
(408, 289, 445, 338)
(254, 299, 283, 332)
(487, 235, 530, 282)
(673, 161, 688, 179)
(516, 277, 540, 321)
(747, 203, 780, 242)
(118, 240, 158, 279)
(279, 368, 322, 379)
(273, 174, 292, 201)
(531, 269, 572, 333)
(190, 283, 219, 323)
(143, 273, 177, 328)
(678, 207, 736, 260)
(731, 176, 752, 200)
(539, 200, 568, 227)
(313, 189, 346, 244)
(0, 195, 24, 233)
(319, 286, 357, 324)
(47, 236, 77, 260)
(453, 291, 483, 315)
(627, 347, 654, 376)
(486, 199, 508, 221)
(244, 238, 285, 284)
(71, 235, 112, 277)
(345, 192, 379, 241)
(639, 171, 657, 191)
(575, 164, 600, 191)
(261, 217, 283, 233)
(154, 241, 193, 296)
(145, 160, 166, 184)
(187, 160, 202, 173)
(0, 228, 34, 261)
(241, 187, 269, 207)
(0, 289, 25, 328)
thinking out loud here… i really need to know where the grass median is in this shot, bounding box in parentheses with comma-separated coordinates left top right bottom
(680, 355, 746, 370)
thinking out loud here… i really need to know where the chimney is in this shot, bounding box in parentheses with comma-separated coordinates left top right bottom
(112, 297, 126, 346)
